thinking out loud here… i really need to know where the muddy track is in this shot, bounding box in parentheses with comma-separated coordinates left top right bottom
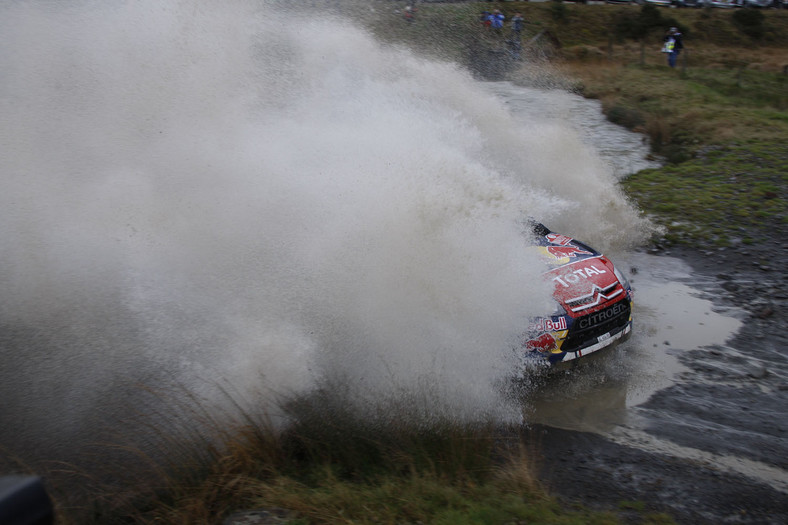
(534, 240, 788, 524)
(535, 424, 788, 524)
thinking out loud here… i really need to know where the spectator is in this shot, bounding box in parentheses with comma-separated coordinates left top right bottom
(403, 5, 414, 23)
(490, 9, 505, 32)
(662, 27, 683, 68)
(511, 12, 524, 37)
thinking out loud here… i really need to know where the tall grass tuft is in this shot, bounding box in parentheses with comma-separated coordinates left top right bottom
(278, 379, 512, 484)
(646, 116, 671, 149)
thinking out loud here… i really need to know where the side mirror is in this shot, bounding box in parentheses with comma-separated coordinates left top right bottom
(0, 476, 54, 525)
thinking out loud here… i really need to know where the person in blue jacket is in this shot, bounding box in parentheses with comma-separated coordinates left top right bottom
(490, 9, 505, 32)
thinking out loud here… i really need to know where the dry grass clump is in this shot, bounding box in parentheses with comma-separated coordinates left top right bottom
(687, 45, 788, 73)
(645, 116, 671, 149)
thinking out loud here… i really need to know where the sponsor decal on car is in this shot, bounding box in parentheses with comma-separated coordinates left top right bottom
(524, 332, 558, 353)
(577, 300, 628, 329)
(529, 317, 568, 332)
(546, 245, 593, 260)
(551, 264, 608, 288)
(546, 233, 573, 246)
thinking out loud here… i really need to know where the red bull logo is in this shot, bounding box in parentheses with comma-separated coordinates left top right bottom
(546, 233, 573, 246)
(525, 332, 557, 353)
(529, 317, 568, 332)
(546, 245, 593, 259)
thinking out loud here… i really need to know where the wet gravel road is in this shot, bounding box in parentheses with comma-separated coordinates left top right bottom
(535, 239, 788, 524)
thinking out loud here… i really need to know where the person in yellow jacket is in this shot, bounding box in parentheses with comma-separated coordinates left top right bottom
(662, 27, 683, 68)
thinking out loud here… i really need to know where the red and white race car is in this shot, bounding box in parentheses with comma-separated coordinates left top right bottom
(524, 222, 633, 366)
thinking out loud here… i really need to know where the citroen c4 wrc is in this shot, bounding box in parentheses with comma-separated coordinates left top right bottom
(523, 222, 633, 367)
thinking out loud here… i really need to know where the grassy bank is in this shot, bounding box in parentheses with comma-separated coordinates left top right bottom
(67, 397, 674, 524)
(369, 2, 788, 246)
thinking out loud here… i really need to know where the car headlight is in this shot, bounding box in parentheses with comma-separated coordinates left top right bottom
(613, 266, 631, 291)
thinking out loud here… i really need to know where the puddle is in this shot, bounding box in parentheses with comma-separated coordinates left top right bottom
(624, 252, 744, 404)
(525, 253, 744, 433)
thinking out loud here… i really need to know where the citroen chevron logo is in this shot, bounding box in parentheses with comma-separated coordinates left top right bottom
(566, 283, 622, 313)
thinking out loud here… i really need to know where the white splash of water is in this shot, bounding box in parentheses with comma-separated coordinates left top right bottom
(0, 0, 650, 449)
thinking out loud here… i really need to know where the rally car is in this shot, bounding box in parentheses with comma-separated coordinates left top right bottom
(523, 222, 633, 366)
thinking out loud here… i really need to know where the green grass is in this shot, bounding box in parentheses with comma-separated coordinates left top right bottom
(201, 470, 617, 525)
(621, 142, 788, 246)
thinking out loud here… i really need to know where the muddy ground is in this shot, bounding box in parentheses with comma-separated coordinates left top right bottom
(535, 237, 788, 524)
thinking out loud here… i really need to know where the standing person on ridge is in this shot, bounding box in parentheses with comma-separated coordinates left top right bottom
(663, 27, 683, 69)
(490, 9, 505, 33)
(511, 12, 524, 38)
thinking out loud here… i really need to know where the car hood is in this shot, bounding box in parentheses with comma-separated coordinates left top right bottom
(531, 236, 626, 319)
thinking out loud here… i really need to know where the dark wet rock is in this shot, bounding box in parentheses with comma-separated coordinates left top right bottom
(721, 281, 739, 292)
(755, 306, 775, 319)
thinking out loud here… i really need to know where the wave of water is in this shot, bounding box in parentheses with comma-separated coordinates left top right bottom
(0, 0, 653, 461)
